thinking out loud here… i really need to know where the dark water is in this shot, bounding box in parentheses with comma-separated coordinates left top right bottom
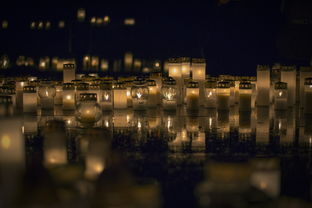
(1, 105, 312, 208)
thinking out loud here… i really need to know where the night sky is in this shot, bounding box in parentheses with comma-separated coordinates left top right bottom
(0, 0, 311, 75)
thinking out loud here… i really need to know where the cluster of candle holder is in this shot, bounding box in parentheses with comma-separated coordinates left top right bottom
(1, 60, 312, 126)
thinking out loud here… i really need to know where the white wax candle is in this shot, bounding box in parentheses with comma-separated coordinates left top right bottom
(100, 90, 113, 110)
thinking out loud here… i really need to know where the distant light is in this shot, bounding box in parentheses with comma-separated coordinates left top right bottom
(58, 21, 65, 28)
(45, 21, 51, 30)
(38, 21, 44, 29)
(30, 22, 36, 29)
(124, 18, 135, 26)
(103, 16, 110, 24)
(77, 8, 86, 21)
(155, 62, 160, 68)
(2, 20, 8, 29)
(90, 17, 96, 24)
(96, 18, 103, 25)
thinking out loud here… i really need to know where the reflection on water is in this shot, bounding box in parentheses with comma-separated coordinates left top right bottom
(0, 105, 312, 207)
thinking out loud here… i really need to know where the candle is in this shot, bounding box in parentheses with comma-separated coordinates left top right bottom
(168, 58, 182, 105)
(256, 65, 270, 106)
(281, 66, 296, 106)
(217, 81, 230, 110)
(42, 120, 67, 168)
(113, 82, 128, 109)
(304, 77, 312, 114)
(0, 117, 24, 166)
(54, 82, 63, 105)
(256, 107, 270, 144)
(161, 78, 177, 110)
(22, 86, 37, 114)
(147, 80, 158, 108)
(299, 67, 312, 108)
(85, 130, 110, 180)
(274, 82, 288, 111)
(192, 58, 206, 106)
(181, 57, 191, 78)
(76, 93, 102, 125)
(100, 82, 113, 111)
(150, 72, 162, 105)
(205, 79, 217, 108)
(239, 81, 252, 111)
(89, 84, 101, 103)
(38, 81, 56, 110)
(62, 83, 76, 111)
(63, 63, 76, 83)
(186, 81, 199, 110)
(125, 80, 133, 107)
(76, 82, 89, 104)
(131, 79, 149, 110)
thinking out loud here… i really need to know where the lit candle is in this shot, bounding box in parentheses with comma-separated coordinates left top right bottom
(150, 72, 162, 105)
(125, 80, 133, 107)
(85, 129, 111, 180)
(280, 66, 296, 106)
(205, 79, 217, 108)
(239, 81, 252, 112)
(63, 63, 76, 83)
(299, 67, 312, 108)
(89, 84, 101, 103)
(54, 82, 63, 105)
(147, 80, 158, 108)
(113, 82, 128, 109)
(76, 93, 102, 125)
(131, 79, 149, 110)
(250, 159, 280, 198)
(76, 82, 89, 104)
(42, 120, 67, 168)
(168, 58, 182, 105)
(22, 86, 37, 114)
(304, 77, 312, 114)
(181, 57, 191, 78)
(191, 58, 206, 106)
(38, 81, 56, 110)
(217, 81, 230, 110)
(256, 65, 270, 106)
(161, 78, 177, 110)
(0, 117, 24, 166)
(62, 83, 76, 111)
(100, 82, 113, 111)
(256, 107, 270, 144)
(274, 82, 288, 111)
(15, 80, 27, 109)
(186, 81, 199, 110)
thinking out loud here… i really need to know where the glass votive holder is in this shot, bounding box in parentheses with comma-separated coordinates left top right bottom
(76, 93, 102, 126)
(304, 77, 312, 114)
(38, 81, 56, 110)
(274, 82, 288, 111)
(100, 82, 113, 111)
(76, 82, 90, 104)
(131, 79, 149, 110)
(23, 86, 37, 114)
(62, 83, 76, 111)
(205, 80, 217, 108)
(113, 81, 128, 109)
(186, 81, 199, 110)
(147, 80, 158, 108)
(217, 81, 230, 110)
(161, 77, 177, 110)
(239, 81, 252, 112)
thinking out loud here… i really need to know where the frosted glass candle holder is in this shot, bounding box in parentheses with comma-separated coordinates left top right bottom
(100, 82, 113, 111)
(239, 81, 252, 112)
(38, 81, 56, 110)
(23, 86, 37, 114)
(161, 78, 177, 110)
(131, 79, 149, 110)
(217, 81, 230, 110)
(274, 82, 288, 111)
(186, 81, 199, 110)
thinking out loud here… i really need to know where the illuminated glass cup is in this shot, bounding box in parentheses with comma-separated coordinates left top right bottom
(131, 79, 149, 110)
(274, 82, 288, 111)
(205, 80, 217, 108)
(161, 77, 177, 110)
(38, 81, 56, 110)
(76, 93, 102, 126)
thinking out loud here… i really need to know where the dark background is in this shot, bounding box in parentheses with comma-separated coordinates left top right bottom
(0, 0, 312, 75)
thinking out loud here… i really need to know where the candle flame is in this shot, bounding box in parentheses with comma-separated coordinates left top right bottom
(104, 94, 110, 101)
(66, 95, 72, 100)
(278, 91, 282, 97)
(136, 92, 142, 99)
